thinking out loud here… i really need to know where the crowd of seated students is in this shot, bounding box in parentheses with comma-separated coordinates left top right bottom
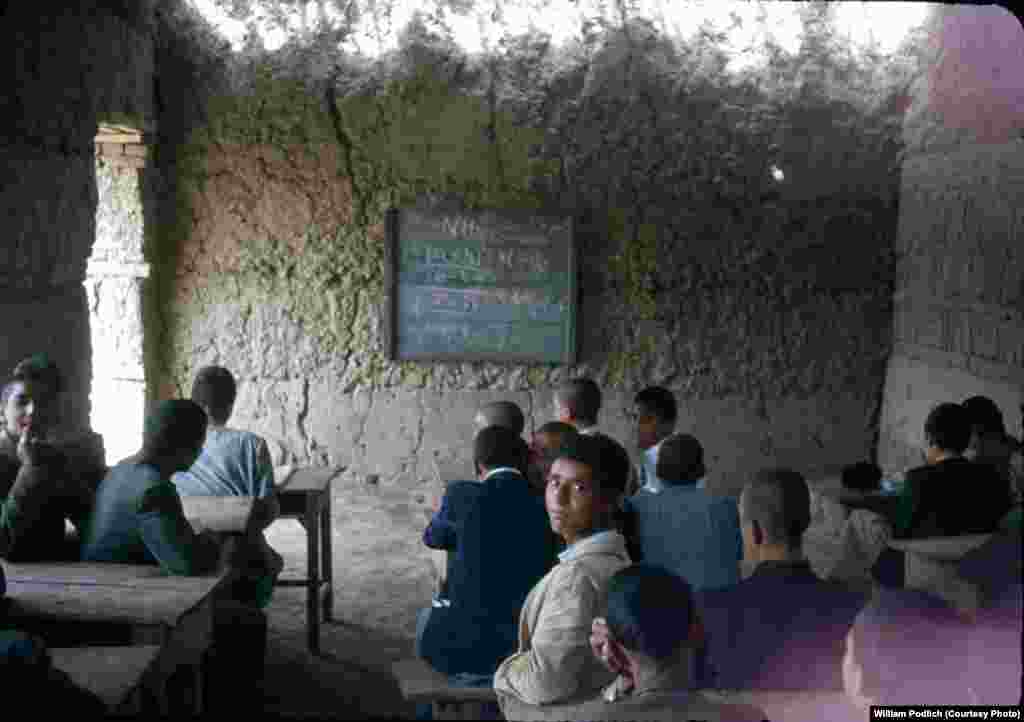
(420, 379, 1021, 720)
(4, 353, 1020, 717)
(0, 356, 279, 713)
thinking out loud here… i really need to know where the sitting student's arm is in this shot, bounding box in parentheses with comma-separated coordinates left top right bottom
(891, 474, 920, 539)
(137, 482, 223, 576)
(61, 473, 97, 540)
(422, 489, 458, 550)
(493, 567, 602, 706)
(248, 440, 279, 532)
(722, 498, 743, 565)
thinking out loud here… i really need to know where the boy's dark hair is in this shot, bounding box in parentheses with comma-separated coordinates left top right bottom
(656, 433, 706, 485)
(556, 377, 602, 426)
(853, 588, 970, 705)
(605, 565, 696, 663)
(741, 468, 811, 548)
(841, 461, 883, 493)
(634, 386, 678, 425)
(961, 396, 1006, 436)
(923, 403, 972, 454)
(537, 420, 577, 436)
(142, 400, 208, 460)
(554, 432, 629, 500)
(479, 401, 526, 436)
(191, 366, 237, 425)
(474, 425, 530, 476)
(12, 354, 64, 397)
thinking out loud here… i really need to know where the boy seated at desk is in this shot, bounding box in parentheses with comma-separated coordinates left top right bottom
(172, 365, 283, 608)
(0, 356, 101, 561)
(82, 399, 268, 714)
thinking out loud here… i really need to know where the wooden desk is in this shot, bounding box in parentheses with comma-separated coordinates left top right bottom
(2, 562, 222, 714)
(273, 465, 343, 655)
(180, 496, 256, 534)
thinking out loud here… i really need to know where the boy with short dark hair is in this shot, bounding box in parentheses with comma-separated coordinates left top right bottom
(173, 365, 283, 607)
(83, 399, 270, 715)
(418, 426, 555, 685)
(494, 433, 632, 707)
(621, 433, 742, 593)
(632, 386, 678, 494)
(892, 402, 1011, 539)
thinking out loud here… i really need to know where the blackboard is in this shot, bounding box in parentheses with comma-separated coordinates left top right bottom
(384, 197, 577, 364)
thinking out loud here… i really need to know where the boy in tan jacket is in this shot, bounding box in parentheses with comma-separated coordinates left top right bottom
(499, 565, 765, 722)
(494, 433, 632, 706)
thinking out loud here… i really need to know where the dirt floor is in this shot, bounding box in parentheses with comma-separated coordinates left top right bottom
(260, 518, 424, 720)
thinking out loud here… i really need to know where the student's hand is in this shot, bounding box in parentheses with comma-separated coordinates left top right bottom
(590, 618, 625, 675)
(17, 430, 45, 467)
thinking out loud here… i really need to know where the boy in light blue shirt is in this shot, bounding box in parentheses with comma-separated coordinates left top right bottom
(622, 433, 742, 593)
(631, 387, 678, 494)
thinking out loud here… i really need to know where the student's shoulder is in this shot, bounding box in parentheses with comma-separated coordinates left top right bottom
(217, 427, 268, 449)
(695, 577, 746, 608)
(445, 480, 483, 498)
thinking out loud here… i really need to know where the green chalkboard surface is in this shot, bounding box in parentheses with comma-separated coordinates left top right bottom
(384, 197, 577, 364)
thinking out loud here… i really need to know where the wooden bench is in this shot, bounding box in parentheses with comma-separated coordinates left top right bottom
(3, 563, 224, 714)
(888, 534, 993, 613)
(50, 645, 161, 714)
(704, 689, 855, 722)
(392, 658, 497, 721)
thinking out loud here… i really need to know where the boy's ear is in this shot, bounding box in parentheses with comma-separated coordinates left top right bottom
(751, 518, 765, 547)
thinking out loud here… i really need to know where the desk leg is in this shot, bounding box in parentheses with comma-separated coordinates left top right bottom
(193, 662, 204, 715)
(321, 490, 334, 622)
(306, 496, 321, 656)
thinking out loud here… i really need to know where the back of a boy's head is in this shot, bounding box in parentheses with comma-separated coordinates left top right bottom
(474, 425, 529, 474)
(143, 399, 208, 459)
(191, 366, 237, 424)
(606, 564, 696, 663)
(634, 386, 678, 426)
(555, 432, 629, 500)
(841, 461, 883, 492)
(742, 468, 811, 547)
(656, 433, 706, 485)
(961, 396, 1006, 436)
(478, 400, 526, 436)
(923, 402, 971, 454)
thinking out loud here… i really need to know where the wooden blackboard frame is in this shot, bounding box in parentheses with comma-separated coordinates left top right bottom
(383, 200, 578, 365)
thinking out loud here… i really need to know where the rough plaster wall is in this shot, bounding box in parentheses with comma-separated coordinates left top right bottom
(87, 161, 152, 464)
(0, 3, 155, 432)
(169, 137, 892, 497)
(879, 5, 1024, 474)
